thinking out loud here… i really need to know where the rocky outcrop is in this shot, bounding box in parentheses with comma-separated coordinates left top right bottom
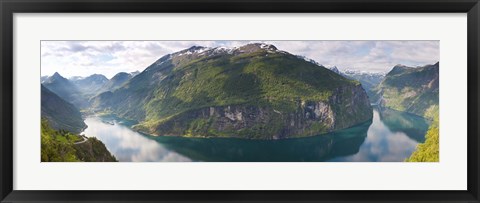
(329, 84, 374, 129)
(73, 137, 117, 162)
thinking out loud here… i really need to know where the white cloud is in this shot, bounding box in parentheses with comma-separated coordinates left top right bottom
(41, 40, 439, 78)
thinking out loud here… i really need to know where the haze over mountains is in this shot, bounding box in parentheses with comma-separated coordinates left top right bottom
(328, 66, 385, 100)
(41, 85, 86, 134)
(41, 43, 439, 139)
(42, 72, 87, 108)
(70, 74, 109, 97)
(43, 71, 138, 103)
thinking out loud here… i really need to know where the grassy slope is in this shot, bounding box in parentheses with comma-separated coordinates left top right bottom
(138, 50, 363, 137)
(41, 119, 81, 162)
(143, 52, 355, 124)
(41, 119, 117, 162)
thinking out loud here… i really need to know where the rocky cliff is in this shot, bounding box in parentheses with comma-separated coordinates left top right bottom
(134, 84, 371, 139)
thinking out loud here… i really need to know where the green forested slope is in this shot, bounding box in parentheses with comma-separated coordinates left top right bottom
(91, 44, 373, 139)
(374, 62, 439, 119)
(406, 114, 439, 162)
(41, 119, 117, 162)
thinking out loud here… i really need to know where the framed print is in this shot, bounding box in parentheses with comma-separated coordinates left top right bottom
(1, 0, 479, 202)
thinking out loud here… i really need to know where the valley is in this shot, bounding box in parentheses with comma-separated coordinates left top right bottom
(40, 42, 439, 162)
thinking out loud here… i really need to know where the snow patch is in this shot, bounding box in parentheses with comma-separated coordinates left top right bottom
(296, 55, 322, 67)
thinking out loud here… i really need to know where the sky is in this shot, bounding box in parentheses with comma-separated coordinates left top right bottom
(41, 41, 439, 79)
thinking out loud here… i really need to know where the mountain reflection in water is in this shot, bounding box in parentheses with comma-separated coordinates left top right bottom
(82, 108, 429, 162)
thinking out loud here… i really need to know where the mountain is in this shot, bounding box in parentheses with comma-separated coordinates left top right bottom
(97, 72, 132, 93)
(328, 66, 341, 75)
(91, 43, 373, 139)
(343, 70, 385, 100)
(41, 85, 86, 134)
(130, 71, 141, 77)
(42, 72, 87, 108)
(343, 70, 384, 91)
(41, 75, 49, 83)
(373, 62, 439, 118)
(327, 67, 385, 102)
(69, 76, 84, 81)
(70, 74, 109, 97)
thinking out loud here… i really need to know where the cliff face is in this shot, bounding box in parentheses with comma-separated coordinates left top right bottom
(134, 84, 372, 139)
(94, 43, 373, 139)
(329, 84, 373, 129)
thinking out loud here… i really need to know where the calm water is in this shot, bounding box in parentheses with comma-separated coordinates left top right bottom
(82, 108, 430, 162)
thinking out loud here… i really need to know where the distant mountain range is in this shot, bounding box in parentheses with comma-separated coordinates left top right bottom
(42, 72, 88, 108)
(328, 67, 385, 100)
(70, 74, 109, 97)
(96, 72, 133, 93)
(42, 71, 139, 103)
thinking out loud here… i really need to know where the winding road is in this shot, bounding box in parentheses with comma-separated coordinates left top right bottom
(74, 136, 88, 145)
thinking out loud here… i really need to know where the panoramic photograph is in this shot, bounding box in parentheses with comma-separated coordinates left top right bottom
(40, 40, 439, 162)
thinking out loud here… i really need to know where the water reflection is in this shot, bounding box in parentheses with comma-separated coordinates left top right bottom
(149, 121, 370, 162)
(330, 109, 429, 162)
(378, 108, 430, 143)
(82, 108, 429, 162)
(83, 117, 192, 162)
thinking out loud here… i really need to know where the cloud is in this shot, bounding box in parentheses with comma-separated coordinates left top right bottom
(41, 40, 439, 78)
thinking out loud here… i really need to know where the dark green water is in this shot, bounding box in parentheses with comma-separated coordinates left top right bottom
(82, 108, 430, 162)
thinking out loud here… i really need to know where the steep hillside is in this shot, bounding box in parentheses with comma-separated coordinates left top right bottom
(41, 119, 116, 162)
(91, 43, 373, 139)
(373, 62, 439, 118)
(406, 114, 439, 162)
(73, 137, 118, 162)
(41, 85, 86, 134)
(42, 72, 87, 108)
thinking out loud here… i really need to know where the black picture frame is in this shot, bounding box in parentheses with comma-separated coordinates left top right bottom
(1, 0, 479, 202)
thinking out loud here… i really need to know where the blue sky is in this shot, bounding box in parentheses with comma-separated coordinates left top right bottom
(41, 40, 439, 79)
